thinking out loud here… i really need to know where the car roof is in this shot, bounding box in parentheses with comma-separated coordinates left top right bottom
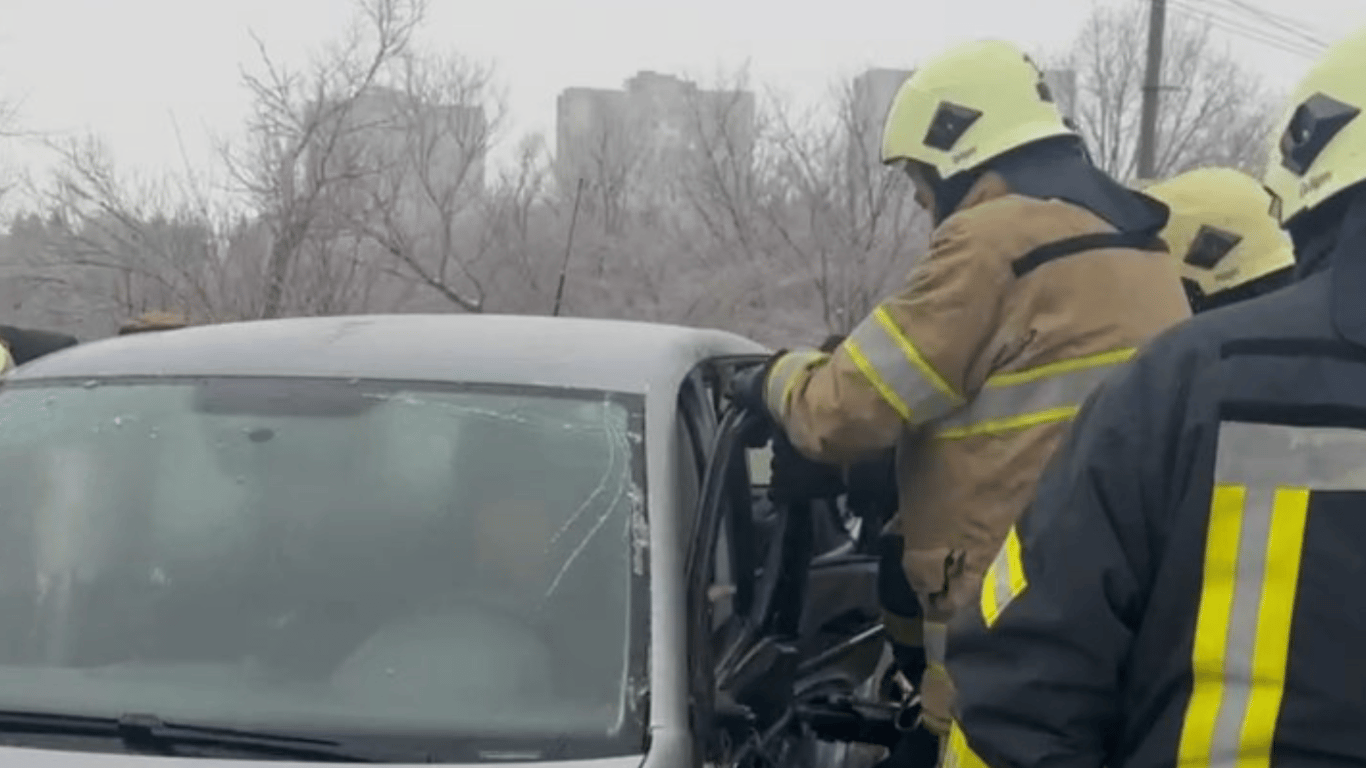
(7, 314, 771, 396)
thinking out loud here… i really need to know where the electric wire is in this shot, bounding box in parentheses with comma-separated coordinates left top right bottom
(1184, 0, 1325, 56)
(1211, 0, 1329, 49)
(1165, 0, 1325, 59)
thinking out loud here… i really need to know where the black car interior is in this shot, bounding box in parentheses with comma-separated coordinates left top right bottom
(681, 355, 905, 768)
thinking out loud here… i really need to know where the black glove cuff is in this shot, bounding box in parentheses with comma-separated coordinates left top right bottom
(759, 348, 788, 393)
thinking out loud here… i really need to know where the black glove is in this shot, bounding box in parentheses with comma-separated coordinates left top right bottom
(846, 449, 898, 527)
(769, 431, 845, 504)
(727, 351, 785, 416)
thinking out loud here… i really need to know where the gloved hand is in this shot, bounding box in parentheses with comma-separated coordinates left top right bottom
(769, 431, 845, 504)
(729, 365, 767, 415)
(727, 351, 785, 416)
(916, 664, 955, 737)
(847, 450, 898, 524)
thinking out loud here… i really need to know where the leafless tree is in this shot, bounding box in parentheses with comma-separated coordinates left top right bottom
(1060, 2, 1278, 181)
(343, 49, 507, 312)
(676, 73, 928, 340)
(25, 137, 230, 328)
(221, 0, 425, 318)
(0, 91, 23, 206)
(554, 89, 652, 235)
(676, 70, 765, 261)
(477, 132, 566, 314)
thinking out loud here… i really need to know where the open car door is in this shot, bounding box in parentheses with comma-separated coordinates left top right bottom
(684, 355, 910, 768)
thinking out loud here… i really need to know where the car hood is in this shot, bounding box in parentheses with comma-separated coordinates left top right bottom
(0, 744, 646, 766)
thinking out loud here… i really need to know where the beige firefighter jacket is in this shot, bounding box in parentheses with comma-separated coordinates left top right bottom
(761, 171, 1191, 732)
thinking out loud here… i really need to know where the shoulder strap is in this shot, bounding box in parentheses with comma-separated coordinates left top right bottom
(1011, 231, 1167, 278)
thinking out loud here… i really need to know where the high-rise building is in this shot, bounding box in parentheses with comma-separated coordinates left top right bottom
(848, 68, 914, 170)
(555, 71, 756, 207)
(310, 86, 489, 212)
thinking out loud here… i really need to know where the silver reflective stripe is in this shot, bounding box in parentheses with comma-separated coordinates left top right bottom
(991, 547, 1013, 607)
(844, 306, 963, 423)
(1215, 421, 1366, 488)
(763, 351, 827, 417)
(936, 348, 1133, 439)
(980, 526, 1026, 628)
(1211, 484, 1275, 768)
(923, 621, 947, 665)
(1177, 420, 1340, 767)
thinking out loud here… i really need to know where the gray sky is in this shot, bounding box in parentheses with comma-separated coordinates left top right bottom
(1, 0, 1362, 208)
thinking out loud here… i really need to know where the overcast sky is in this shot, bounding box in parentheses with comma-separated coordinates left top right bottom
(1, 0, 1362, 208)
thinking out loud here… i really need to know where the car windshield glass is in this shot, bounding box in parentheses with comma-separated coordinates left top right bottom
(0, 376, 647, 760)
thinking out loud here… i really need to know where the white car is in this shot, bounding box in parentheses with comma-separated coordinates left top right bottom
(0, 314, 888, 767)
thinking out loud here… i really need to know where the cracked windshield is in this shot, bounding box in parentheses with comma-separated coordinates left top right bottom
(0, 377, 642, 750)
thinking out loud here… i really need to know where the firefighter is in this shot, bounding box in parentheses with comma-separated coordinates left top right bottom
(117, 310, 189, 335)
(943, 25, 1366, 768)
(1139, 166, 1296, 313)
(731, 37, 1191, 757)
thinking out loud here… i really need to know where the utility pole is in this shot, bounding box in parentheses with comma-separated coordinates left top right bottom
(1136, 0, 1167, 180)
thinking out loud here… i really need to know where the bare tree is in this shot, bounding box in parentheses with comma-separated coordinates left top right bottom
(14, 136, 242, 331)
(1060, 2, 1277, 181)
(554, 89, 652, 235)
(676, 70, 765, 261)
(677, 73, 928, 340)
(343, 49, 507, 312)
(0, 91, 22, 206)
(221, 0, 425, 318)
(478, 132, 566, 314)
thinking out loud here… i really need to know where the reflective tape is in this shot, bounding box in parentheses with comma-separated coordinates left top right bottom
(763, 351, 829, 417)
(1214, 421, 1366, 489)
(844, 305, 964, 423)
(979, 525, 1027, 628)
(0, 345, 10, 375)
(1177, 421, 1344, 767)
(923, 620, 947, 666)
(937, 347, 1135, 439)
(943, 720, 991, 768)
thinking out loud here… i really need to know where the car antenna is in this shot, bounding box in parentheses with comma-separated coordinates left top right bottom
(551, 177, 587, 317)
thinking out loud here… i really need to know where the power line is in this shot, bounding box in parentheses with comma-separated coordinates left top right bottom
(1195, 0, 1327, 53)
(1211, 0, 1328, 49)
(1186, 0, 1325, 55)
(1168, 0, 1324, 58)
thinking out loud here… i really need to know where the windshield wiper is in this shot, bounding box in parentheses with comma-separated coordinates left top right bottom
(0, 710, 430, 762)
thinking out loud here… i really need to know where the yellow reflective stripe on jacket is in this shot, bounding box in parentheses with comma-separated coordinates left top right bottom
(943, 720, 991, 768)
(1177, 421, 1348, 767)
(0, 344, 11, 375)
(979, 524, 1027, 628)
(937, 347, 1135, 439)
(844, 305, 965, 423)
(763, 351, 829, 418)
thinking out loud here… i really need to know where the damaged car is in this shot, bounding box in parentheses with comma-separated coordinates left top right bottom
(0, 314, 894, 767)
